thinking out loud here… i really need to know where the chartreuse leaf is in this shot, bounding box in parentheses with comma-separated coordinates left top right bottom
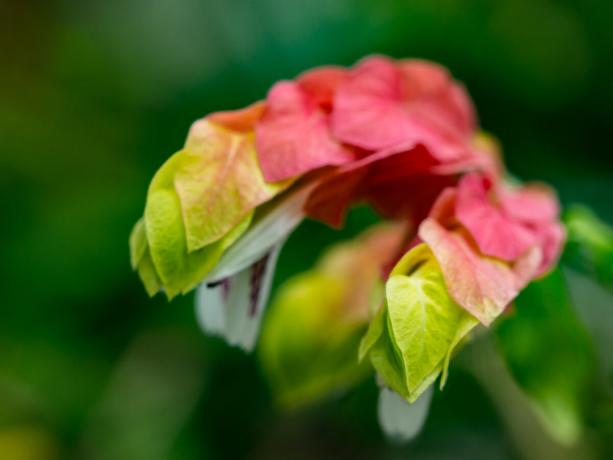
(259, 272, 371, 409)
(144, 153, 252, 299)
(259, 223, 404, 408)
(129, 218, 147, 269)
(360, 243, 478, 403)
(564, 206, 613, 286)
(129, 219, 162, 297)
(496, 269, 595, 445)
(177, 117, 290, 252)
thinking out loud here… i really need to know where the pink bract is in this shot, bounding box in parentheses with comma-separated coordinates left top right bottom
(419, 218, 542, 325)
(455, 173, 564, 273)
(331, 55, 476, 159)
(255, 67, 356, 182)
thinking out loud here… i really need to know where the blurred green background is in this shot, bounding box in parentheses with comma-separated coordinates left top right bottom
(1, 0, 612, 459)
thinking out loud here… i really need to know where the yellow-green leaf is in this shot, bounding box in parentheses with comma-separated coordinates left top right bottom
(137, 248, 163, 297)
(129, 218, 147, 269)
(129, 218, 163, 296)
(177, 117, 290, 252)
(361, 243, 478, 403)
(259, 223, 403, 408)
(144, 153, 252, 298)
(259, 272, 370, 409)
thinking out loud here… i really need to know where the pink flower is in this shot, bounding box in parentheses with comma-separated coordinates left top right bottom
(417, 173, 565, 325)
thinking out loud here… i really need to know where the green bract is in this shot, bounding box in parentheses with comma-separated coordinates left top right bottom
(128, 116, 292, 299)
(360, 244, 478, 403)
(178, 119, 289, 251)
(259, 224, 404, 408)
(129, 218, 162, 297)
(137, 152, 253, 299)
(259, 272, 372, 409)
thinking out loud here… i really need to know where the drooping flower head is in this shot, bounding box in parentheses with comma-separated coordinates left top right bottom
(129, 54, 565, 440)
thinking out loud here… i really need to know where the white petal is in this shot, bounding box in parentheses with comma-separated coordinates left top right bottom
(206, 183, 314, 281)
(377, 387, 433, 443)
(195, 278, 228, 336)
(196, 244, 283, 352)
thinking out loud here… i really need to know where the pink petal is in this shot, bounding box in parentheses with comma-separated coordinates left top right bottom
(332, 56, 410, 150)
(296, 66, 348, 110)
(303, 166, 369, 228)
(422, 187, 458, 226)
(455, 174, 537, 261)
(498, 184, 560, 225)
(256, 81, 356, 182)
(399, 59, 477, 139)
(419, 218, 540, 325)
(365, 173, 456, 223)
(331, 55, 473, 162)
(304, 142, 455, 227)
(535, 221, 566, 276)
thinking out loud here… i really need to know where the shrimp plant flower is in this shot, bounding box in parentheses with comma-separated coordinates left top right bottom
(129, 55, 565, 441)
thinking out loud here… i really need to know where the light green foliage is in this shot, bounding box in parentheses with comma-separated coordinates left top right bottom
(129, 118, 293, 298)
(129, 219, 162, 297)
(360, 244, 478, 403)
(178, 120, 289, 251)
(136, 152, 252, 299)
(259, 223, 405, 408)
(564, 206, 613, 286)
(496, 269, 595, 445)
(259, 272, 371, 409)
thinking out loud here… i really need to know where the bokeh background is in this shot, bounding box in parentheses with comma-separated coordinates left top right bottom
(1, 0, 612, 459)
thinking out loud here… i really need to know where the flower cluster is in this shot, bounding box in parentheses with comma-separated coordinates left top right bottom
(129, 55, 564, 432)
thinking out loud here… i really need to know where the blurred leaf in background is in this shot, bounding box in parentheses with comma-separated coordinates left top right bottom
(495, 269, 595, 445)
(564, 206, 613, 286)
(260, 223, 403, 409)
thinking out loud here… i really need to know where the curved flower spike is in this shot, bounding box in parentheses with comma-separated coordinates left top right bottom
(129, 55, 565, 376)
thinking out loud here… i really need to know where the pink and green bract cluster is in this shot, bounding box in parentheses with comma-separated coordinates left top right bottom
(130, 55, 564, 406)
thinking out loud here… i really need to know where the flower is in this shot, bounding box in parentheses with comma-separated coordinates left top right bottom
(129, 54, 566, 413)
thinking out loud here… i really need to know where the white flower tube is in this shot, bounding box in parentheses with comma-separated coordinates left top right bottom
(196, 183, 316, 351)
(377, 386, 433, 443)
(196, 244, 282, 351)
